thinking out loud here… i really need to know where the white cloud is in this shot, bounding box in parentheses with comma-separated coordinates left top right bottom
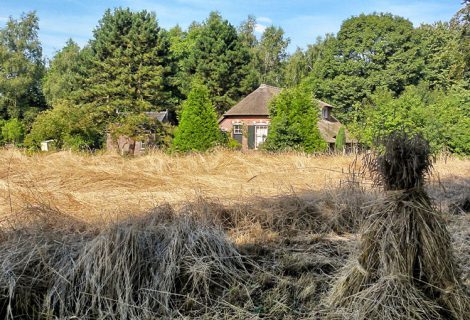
(257, 16, 272, 24)
(254, 23, 266, 34)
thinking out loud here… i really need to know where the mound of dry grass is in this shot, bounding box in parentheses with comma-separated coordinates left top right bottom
(0, 149, 362, 220)
(0, 205, 252, 319)
(328, 133, 470, 320)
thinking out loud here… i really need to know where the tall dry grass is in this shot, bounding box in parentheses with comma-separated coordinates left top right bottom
(0, 149, 358, 220)
(0, 148, 468, 319)
(1, 148, 468, 221)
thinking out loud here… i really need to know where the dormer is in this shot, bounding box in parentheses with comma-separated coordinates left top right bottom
(322, 106, 332, 120)
(318, 100, 334, 120)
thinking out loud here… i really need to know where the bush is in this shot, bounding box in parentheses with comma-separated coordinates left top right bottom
(263, 85, 327, 153)
(335, 127, 346, 152)
(172, 82, 223, 152)
(1, 118, 24, 145)
(25, 102, 102, 150)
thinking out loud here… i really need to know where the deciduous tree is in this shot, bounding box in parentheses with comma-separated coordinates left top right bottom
(0, 12, 45, 120)
(264, 85, 326, 153)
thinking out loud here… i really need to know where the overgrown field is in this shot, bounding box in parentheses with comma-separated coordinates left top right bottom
(0, 149, 469, 319)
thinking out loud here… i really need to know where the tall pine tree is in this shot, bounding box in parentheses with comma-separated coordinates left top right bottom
(83, 8, 175, 116)
(182, 12, 253, 113)
(172, 82, 222, 152)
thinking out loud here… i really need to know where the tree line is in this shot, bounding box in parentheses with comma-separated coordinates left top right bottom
(0, 4, 468, 154)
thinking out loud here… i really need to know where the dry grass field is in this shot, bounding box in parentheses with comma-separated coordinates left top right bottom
(0, 149, 359, 220)
(0, 148, 469, 319)
(1, 149, 468, 219)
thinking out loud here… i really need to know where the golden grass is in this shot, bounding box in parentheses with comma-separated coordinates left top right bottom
(0, 148, 468, 222)
(0, 148, 468, 319)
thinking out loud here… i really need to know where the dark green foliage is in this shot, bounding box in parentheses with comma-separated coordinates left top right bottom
(335, 127, 346, 151)
(247, 125, 255, 149)
(172, 83, 222, 152)
(305, 14, 423, 122)
(179, 12, 255, 113)
(42, 39, 83, 106)
(264, 86, 327, 153)
(0, 12, 46, 120)
(83, 8, 175, 114)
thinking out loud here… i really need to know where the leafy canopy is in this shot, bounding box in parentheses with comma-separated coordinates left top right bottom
(264, 85, 327, 153)
(1, 118, 24, 144)
(0, 11, 45, 120)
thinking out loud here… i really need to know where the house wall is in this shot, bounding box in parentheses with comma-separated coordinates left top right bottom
(219, 116, 270, 150)
(106, 133, 150, 156)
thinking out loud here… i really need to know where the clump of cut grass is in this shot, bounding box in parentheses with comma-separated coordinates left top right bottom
(0, 204, 252, 319)
(0, 207, 92, 319)
(322, 183, 377, 234)
(181, 194, 327, 240)
(328, 132, 470, 319)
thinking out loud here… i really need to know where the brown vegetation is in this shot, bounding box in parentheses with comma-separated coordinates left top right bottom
(0, 148, 469, 319)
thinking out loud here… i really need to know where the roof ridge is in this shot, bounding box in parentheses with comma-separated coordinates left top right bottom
(259, 83, 282, 90)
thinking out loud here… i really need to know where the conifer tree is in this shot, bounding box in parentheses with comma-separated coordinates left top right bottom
(172, 82, 222, 152)
(84, 8, 175, 115)
(264, 86, 327, 153)
(335, 126, 346, 152)
(182, 12, 253, 113)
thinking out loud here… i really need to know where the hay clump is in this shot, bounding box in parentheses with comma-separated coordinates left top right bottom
(0, 205, 252, 319)
(328, 132, 470, 319)
(366, 132, 433, 191)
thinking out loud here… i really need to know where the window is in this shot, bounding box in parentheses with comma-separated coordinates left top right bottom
(322, 108, 329, 119)
(233, 124, 242, 135)
(140, 142, 147, 150)
(255, 125, 268, 149)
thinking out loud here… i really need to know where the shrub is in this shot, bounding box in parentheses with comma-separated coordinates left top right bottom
(335, 127, 346, 152)
(1, 118, 24, 145)
(263, 85, 327, 153)
(25, 102, 102, 150)
(172, 82, 223, 152)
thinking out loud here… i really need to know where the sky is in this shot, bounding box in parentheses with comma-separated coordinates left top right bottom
(0, 0, 464, 59)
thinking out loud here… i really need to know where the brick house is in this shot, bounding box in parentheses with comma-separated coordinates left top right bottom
(218, 84, 356, 151)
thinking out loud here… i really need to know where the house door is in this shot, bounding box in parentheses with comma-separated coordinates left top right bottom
(255, 125, 268, 149)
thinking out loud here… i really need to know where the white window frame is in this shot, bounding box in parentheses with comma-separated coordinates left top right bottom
(233, 124, 243, 135)
(254, 124, 269, 149)
(140, 141, 147, 150)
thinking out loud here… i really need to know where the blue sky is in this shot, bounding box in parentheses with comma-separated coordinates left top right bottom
(0, 0, 464, 59)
